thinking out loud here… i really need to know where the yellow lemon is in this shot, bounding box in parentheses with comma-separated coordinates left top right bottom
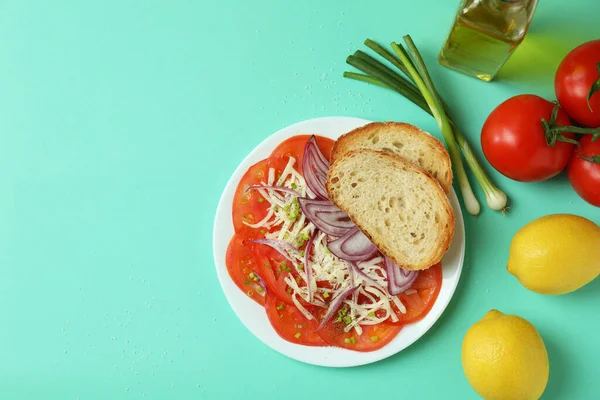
(507, 214, 600, 295)
(462, 310, 549, 400)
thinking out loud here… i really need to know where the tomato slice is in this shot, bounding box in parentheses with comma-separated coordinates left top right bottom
(225, 229, 266, 306)
(389, 263, 442, 325)
(269, 135, 335, 171)
(254, 239, 299, 305)
(317, 315, 403, 352)
(265, 293, 326, 346)
(232, 159, 271, 233)
(231, 156, 291, 233)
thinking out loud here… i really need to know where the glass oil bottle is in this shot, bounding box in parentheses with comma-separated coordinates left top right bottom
(438, 0, 539, 81)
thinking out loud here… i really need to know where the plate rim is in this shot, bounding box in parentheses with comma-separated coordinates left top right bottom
(213, 116, 465, 368)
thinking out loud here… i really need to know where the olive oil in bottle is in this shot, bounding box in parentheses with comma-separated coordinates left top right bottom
(438, 0, 538, 81)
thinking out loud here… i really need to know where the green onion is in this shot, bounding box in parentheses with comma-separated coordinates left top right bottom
(287, 288, 292, 294)
(300, 232, 310, 241)
(244, 279, 250, 285)
(323, 291, 330, 299)
(257, 197, 264, 203)
(390, 39, 480, 215)
(298, 263, 304, 270)
(343, 316, 352, 324)
(370, 336, 378, 342)
(295, 333, 301, 339)
(248, 272, 256, 279)
(368, 311, 375, 317)
(344, 36, 508, 214)
(299, 250, 305, 257)
(344, 338, 351, 344)
(259, 229, 265, 235)
(253, 277, 259, 282)
(291, 182, 297, 189)
(276, 304, 284, 310)
(283, 205, 290, 212)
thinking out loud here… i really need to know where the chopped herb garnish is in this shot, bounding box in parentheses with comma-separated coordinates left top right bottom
(300, 232, 310, 241)
(253, 277, 259, 282)
(323, 291, 330, 299)
(298, 263, 304, 270)
(276, 304, 284, 310)
(248, 272, 256, 279)
(294, 332, 301, 339)
(299, 250, 305, 257)
(368, 311, 375, 317)
(343, 316, 352, 324)
(370, 336, 378, 342)
(260, 229, 265, 234)
(325, 248, 331, 255)
(291, 183, 297, 189)
(286, 288, 292, 294)
(257, 197, 264, 203)
(344, 338, 351, 344)
(244, 279, 250, 285)
(283, 205, 290, 212)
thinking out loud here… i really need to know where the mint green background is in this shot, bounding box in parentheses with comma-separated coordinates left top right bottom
(1, 1, 599, 399)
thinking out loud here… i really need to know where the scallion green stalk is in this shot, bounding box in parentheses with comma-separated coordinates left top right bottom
(343, 36, 508, 213)
(390, 39, 480, 215)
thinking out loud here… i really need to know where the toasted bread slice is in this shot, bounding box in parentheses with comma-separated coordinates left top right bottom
(331, 122, 453, 193)
(326, 149, 455, 271)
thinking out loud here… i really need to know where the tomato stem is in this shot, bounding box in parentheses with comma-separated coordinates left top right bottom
(587, 62, 600, 112)
(543, 103, 600, 147)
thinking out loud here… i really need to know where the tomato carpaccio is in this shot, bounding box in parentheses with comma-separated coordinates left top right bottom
(225, 134, 444, 351)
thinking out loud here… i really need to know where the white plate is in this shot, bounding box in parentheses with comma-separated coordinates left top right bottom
(213, 116, 465, 368)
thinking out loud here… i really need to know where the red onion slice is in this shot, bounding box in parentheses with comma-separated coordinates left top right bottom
(315, 285, 359, 332)
(302, 136, 330, 199)
(304, 229, 318, 302)
(327, 227, 378, 262)
(247, 185, 300, 197)
(251, 269, 267, 293)
(251, 238, 300, 268)
(298, 198, 354, 237)
(384, 256, 419, 296)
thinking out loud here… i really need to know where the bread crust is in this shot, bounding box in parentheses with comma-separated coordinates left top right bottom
(331, 121, 453, 194)
(326, 149, 455, 271)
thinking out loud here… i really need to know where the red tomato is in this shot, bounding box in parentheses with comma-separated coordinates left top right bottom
(317, 315, 403, 352)
(269, 135, 335, 170)
(231, 156, 290, 233)
(481, 94, 576, 182)
(225, 229, 266, 306)
(231, 159, 271, 233)
(389, 263, 442, 325)
(264, 293, 326, 346)
(253, 239, 298, 305)
(555, 40, 600, 127)
(567, 135, 600, 207)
